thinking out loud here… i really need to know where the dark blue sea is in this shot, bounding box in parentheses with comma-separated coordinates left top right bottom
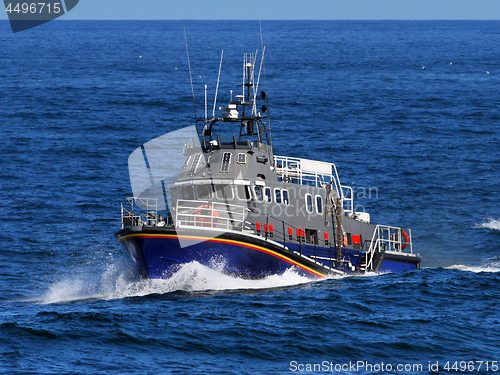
(1, 20, 500, 374)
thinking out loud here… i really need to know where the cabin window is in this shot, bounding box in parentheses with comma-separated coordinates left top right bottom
(196, 184, 213, 200)
(181, 186, 195, 200)
(305, 194, 313, 213)
(316, 195, 323, 214)
(275, 189, 282, 204)
(283, 189, 289, 205)
(264, 187, 272, 203)
(236, 185, 251, 201)
(253, 186, 264, 202)
(215, 184, 233, 200)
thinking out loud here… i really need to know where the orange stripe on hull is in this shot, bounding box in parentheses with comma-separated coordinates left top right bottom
(119, 233, 326, 278)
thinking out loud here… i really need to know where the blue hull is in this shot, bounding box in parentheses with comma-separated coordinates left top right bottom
(378, 252, 421, 273)
(115, 228, 420, 279)
(116, 228, 333, 279)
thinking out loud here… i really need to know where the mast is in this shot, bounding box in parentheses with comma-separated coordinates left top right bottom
(201, 51, 272, 153)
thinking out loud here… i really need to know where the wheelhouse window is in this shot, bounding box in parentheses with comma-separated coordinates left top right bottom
(264, 187, 272, 203)
(282, 189, 289, 205)
(275, 188, 282, 204)
(305, 194, 313, 213)
(253, 186, 264, 202)
(215, 184, 233, 200)
(172, 188, 180, 203)
(181, 186, 195, 200)
(236, 185, 251, 201)
(316, 195, 323, 214)
(196, 184, 213, 200)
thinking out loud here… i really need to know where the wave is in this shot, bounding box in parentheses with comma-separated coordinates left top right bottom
(475, 217, 500, 231)
(445, 263, 500, 273)
(35, 259, 319, 304)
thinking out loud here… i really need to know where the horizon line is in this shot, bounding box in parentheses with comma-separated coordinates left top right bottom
(2, 18, 499, 22)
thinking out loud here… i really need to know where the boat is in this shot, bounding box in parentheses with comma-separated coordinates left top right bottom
(115, 51, 421, 279)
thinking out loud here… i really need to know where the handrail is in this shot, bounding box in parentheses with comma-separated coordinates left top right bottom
(340, 185, 353, 214)
(274, 155, 336, 188)
(173, 199, 348, 270)
(175, 199, 250, 231)
(121, 197, 159, 229)
(120, 197, 356, 272)
(365, 225, 414, 269)
(274, 155, 353, 214)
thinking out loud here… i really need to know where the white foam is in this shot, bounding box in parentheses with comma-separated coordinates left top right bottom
(445, 263, 500, 273)
(36, 258, 321, 304)
(475, 217, 500, 231)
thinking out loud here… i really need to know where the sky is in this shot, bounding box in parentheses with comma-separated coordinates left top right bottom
(1, 0, 500, 20)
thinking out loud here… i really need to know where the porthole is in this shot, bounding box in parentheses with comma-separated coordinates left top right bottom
(305, 194, 313, 213)
(264, 187, 272, 203)
(315, 195, 323, 214)
(283, 189, 289, 205)
(253, 186, 264, 202)
(275, 188, 282, 204)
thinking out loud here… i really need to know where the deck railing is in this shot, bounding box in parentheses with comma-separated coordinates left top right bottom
(121, 197, 160, 229)
(364, 225, 414, 269)
(175, 199, 250, 231)
(122, 197, 413, 274)
(120, 197, 366, 272)
(274, 155, 353, 213)
(248, 213, 350, 271)
(173, 199, 337, 262)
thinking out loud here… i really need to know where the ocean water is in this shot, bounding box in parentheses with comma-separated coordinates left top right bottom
(1, 20, 500, 374)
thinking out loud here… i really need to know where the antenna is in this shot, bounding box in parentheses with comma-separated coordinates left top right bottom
(251, 50, 257, 106)
(242, 54, 246, 100)
(212, 50, 224, 119)
(253, 47, 265, 115)
(259, 18, 264, 52)
(259, 19, 273, 148)
(183, 25, 198, 128)
(204, 85, 207, 120)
